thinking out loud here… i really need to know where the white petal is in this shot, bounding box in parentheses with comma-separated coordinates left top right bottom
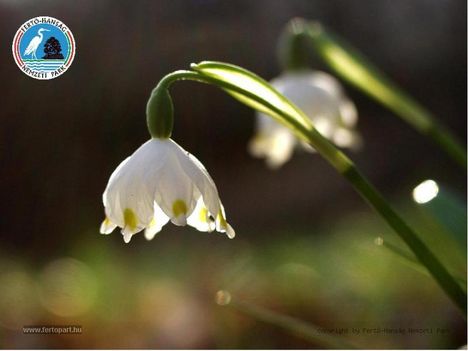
(103, 140, 168, 230)
(99, 218, 117, 234)
(313, 116, 334, 138)
(273, 71, 342, 127)
(102, 156, 130, 209)
(216, 203, 235, 239)
(333, 128, 358, 148)
(154, 143, 197, 226)
(225, 223, 235, 239)
(187, 197, 216, 232)
(170, 140, 221, 219)
(144, 203, 170, 240)
(307, 71, 344, 96)
(122, 227, 135, 243)
(250, 70, 360, 168)
(249, 121, 296, 169)
(120, 207, 145, 243)
(339, 99, 358, 127)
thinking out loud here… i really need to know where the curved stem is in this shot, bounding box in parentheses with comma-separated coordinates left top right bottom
(156, 68, 467, 315)
(297, 124, 467, 314)
(158, 70, 352, 172)
(300, 22, 466, 169)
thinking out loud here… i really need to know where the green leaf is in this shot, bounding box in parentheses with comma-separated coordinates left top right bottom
(305, 22, 466, 168)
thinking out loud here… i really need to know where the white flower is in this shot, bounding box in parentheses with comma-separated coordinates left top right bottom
(249, 70, 361, 168)
(100, 138, 235, 243)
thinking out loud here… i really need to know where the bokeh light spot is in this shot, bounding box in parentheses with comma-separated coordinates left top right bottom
(412, 179, 439, 204)
(38, 257, 97, 317)
(215, 290, 232, 306)
(374, 237, 384, 246)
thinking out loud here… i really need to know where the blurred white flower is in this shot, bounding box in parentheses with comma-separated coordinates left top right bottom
(100, 138, 235, 243)
(249, 70, 361, 168)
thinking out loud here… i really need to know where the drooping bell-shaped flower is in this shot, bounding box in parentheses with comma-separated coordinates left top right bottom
(100, 139, 235, 243)
(249, 70, 361, 168)
(100, 85, 235, 243)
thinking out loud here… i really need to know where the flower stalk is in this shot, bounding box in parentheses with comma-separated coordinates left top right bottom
(153, 62, 466, 315)
(295, 20, 466, 169)
(277, 18, 311, 71)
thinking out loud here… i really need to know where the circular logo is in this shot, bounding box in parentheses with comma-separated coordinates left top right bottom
(12, 16, 76, 80)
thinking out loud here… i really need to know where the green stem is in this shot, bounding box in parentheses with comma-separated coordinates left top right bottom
(156, 67, 466, 315)
(158, 70, 350, 171)
(301, 128, 466, 315)
(301, 22, 466, 169)
(341, 163, 467, 313)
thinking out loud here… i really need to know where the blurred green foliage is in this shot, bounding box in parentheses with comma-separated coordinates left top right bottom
(0, 202, 465, 348)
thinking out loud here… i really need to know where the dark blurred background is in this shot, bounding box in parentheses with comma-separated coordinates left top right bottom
(0, 0, 466, 348)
